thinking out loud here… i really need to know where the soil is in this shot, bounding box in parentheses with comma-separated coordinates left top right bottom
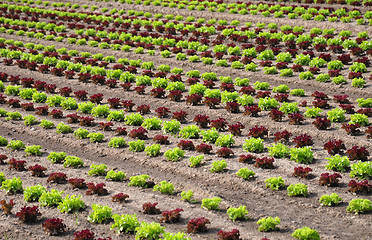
(0, 0, 371, 240)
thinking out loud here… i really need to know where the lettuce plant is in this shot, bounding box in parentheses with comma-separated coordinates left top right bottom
(24, 184, 46, 202)
(290, 147, 313, 164)
(110, 213, 140, 233)
(58, 195, 85, 213)
(319, 193, 342, 206)
(292, 227, 320, 240)
(88, 204, 112, 223)
(128, 175, 150, 188)
(257, 217, 280, 232)
(164, 147, 185, 161)
(105, 170, 126, 182)
(287, 183, 308, 197)
(347, 199, 372, 214)
(265, 177, 285, 190)
(88, 164, 107, 176)
(325, 155, 350, 172)
(1, 177, 23, 194)
(201, 197, 221, 210)
(153, 181, 174, 195)
(243, 138, 264, 153)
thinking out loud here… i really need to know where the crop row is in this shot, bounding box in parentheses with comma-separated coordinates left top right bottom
(83, 0, 372, 25)
(1, 128, 344, 240)
(0, 62, 371, 189)
(1, 4, 372, 90)
(0, 37, 371, 138)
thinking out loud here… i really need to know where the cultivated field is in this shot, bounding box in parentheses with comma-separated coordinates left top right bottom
(0, 0, 371, 239)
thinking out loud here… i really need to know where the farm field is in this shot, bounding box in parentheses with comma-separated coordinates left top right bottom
(0, 0, 371, 239)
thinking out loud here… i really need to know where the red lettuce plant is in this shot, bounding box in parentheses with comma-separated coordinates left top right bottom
(347, 146, 370, 161)
(121, 82, 132, 91)
(129, 127, 148, 140)
(328, 69, 341, 77)
(8, 158, 26, 171)
(172, 110, 188, 123)
(168, 90, 183, 102)
(92, 75, 106, 85)
(49, 109, 63, 118)
(78, 73, 91, 83)
(74, 90, 88, 100)
(293, 167, 313, 179)
(177, 140, 195, 150)
(228, 122, 244, 136)
(73, 229, 95, 240)
(0, 199, 15, 215)
(7, 99, 20, 108)
(244, 105, 261, 117)
(42, 218, 66, 235)
(204, 97, 220, 109)
(47, 172, 67, 184)
(28, 164, 47, 177)
(293, 134, 314, 147)
(186, 78, 199, 85)
(319, 173, 342, 187)
(341, 123, 361, 136)
(59, 87, 72, 97)
(288, 113, 305, 125)
(255, 91, 271, 99)
(312, 117, 331, 130)
(0, 155, 7, 164)
(238, 154, 256, 164)
(107, 98, 121, 108)
(99, 122, 114, 131)
(211, 118, 228, 131)
(254, 157, 274, 169)
(323, 139, 346, 155)
(16, 205, 41, 223)
(153, 135, 169, 145)
(357, 108, 372, 117)
(155, 107, 170, 118)
(217, 229, 241, 240)
(68, 178, 87, 189)
(89, 93, 103, 104)
(67, 113, 80, 123)
(160, 208, 183, 223)
(220, 83, 235, 92)
(269, 109, 284, 122)
(187, 217, 210, 233)
(225, 102, 240, 113)
(86, 183, 108, 196)
(248, 126, 268, 138)
(45, 84, 56, 93)
(35, 106, 49, 115)
(79, 117, 95, 126)
(193, 114, 210, 128)
(33, 81, 46, 91)
(239, 86, 255, 95)
(217, 147, 234, 158)
(348, 180, 371, 194)
(339, 104, 355, 114)
(137, 105, 151, 114)
(112, 193, 129, 203)
(151, 87, 166, 98)
(122, 100, 135, 111)
(274, 93, 289, 103)
(0, 94, 7, 104)
(312, 91, 328, 100)
(196, 143, 213, 154)
(143, 202, 161, 214)
(115, 127, 127, 136)
(51, 67, 64, 76)
(274, 130, 292, 142)
(186, 94, 203, 105)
